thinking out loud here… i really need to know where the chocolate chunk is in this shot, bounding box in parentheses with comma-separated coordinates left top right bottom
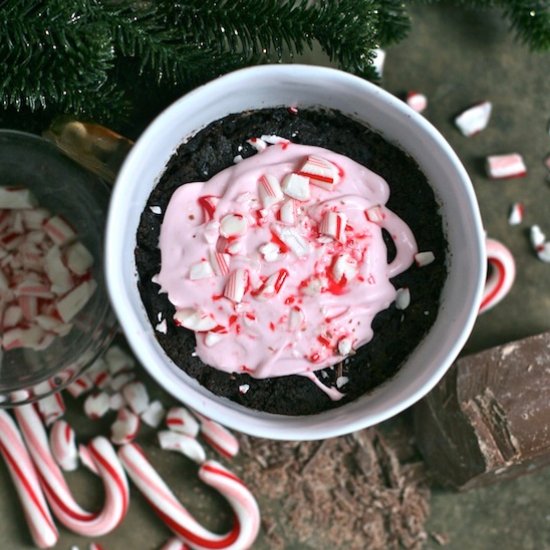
(414, 331, 550, 490)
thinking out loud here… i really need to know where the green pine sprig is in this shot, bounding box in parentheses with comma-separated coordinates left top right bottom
(0, 0, 549, 127)
(503, 0, 550, 50)
(420, 0, 550, 51)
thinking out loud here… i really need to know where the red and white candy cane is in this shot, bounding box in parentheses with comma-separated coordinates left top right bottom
(0, 410, 58, 548)
(479, 238, 516, 315)
(14, 403, 129, 537)
(192, 412, 239, 459)
(118, 443, 260, 550)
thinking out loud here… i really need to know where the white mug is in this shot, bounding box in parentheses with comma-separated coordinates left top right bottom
(106, 65, 486, 440)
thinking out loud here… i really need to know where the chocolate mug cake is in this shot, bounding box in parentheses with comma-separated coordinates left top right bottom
(135, 107, 447, 415)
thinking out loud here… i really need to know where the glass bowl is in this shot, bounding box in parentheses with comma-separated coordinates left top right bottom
(0, 130, 117, 405)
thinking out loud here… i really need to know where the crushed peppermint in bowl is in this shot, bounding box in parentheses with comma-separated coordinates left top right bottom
(106, 65, 486, 440)
(0, 130, 117, 405)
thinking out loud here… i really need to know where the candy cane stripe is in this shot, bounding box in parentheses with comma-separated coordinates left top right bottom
(15, 403, 129, 537)
(118, 444, 260, 550)
(0, 411, 58, 548)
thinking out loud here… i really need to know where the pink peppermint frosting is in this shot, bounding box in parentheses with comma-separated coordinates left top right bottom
(156, 142, 417, 382)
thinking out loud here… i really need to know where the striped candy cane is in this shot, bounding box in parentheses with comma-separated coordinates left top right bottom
(118, 443, 260, 550)
(14, 403, 129, 537)
(0, 410, 58, 548)
(480, 238, 516, 315)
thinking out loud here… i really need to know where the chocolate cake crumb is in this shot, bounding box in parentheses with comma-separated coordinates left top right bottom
(135, 107, 447, 415)
(236, 427, 430, 549)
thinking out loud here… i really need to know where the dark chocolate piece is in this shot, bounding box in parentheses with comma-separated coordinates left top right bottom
(414, 331, 550, 490)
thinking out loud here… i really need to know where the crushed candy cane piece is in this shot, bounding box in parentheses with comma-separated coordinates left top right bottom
(332, 253, 358, 283)
(158, 431, 206, 464)
(395, 287, 411, 310)
(288, 306, 305, 331)
(205, 329, 225, 347)
(320, 211, 347, 243)
(65, 374, 94, 398)
(247, 137, 267, 152)
(259, 242, 281, 262)
(43, 215, 76, 246)
(155, 319, 167, 334)
(173, 308, 217, 331)
(537, 242, 550, 263)
(109, 371, 135, 392)
(224, 268, 249, 303)
(83, 392, 111, 419)
(121, 381, 149, 415)
(87, 358, 110, 388)
(337, 337, 352, 356)
(279, 198, 298, 225)
(260, 134, 289, 145)
(508, 202, 524, 225)
(486, 153, 527, 179)
(105, 345, 135, 376)
(365, 205, 385, 223)
(197, 195, 219, 223)
(258, 174, 284, 208)
(0, 186, 38, 209)
(281, 173, 310, 201)
(209, 250, 231, 277)
(406, 91, 427, 113)
(220, 213, 247, 238)
(336, 376, 349, 389)
(239, 384, 250, 394)
(141, 400, 165, 428)
(253, 269, 288, 300)
(414, 251, 435, 267)
(109, 392, 126, 411)
(530, 225, 546, 249)
(149, 206, 162, 214)
(298, 155, 340, 190)
(110, 408, 140, 446)
(166, 407, 200, 437)
(189, 259, 214, 280)
(372, 48, 386, 76)
(56, 280, 97, 323)
(66, 242, 94, 276)
(271, 224, 310, 258)
(455, 101, 492, 137)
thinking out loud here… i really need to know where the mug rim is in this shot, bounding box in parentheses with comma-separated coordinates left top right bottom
(106, 64, 486, 440)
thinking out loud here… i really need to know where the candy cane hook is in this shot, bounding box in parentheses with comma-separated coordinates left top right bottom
(14, 403, 129, 537)
(118, 443, 260, 550)
(0, 410, 58, 548)
(480, 238, 516, 315)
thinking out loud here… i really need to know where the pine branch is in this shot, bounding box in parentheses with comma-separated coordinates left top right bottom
(104, 1, 236, 85)
(418, 0, 550, 50)
(373, 0, 411, 46)
(501, 0, 550, 50)
(162, 0, 382, 74)
(0, 0, 118, 112)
